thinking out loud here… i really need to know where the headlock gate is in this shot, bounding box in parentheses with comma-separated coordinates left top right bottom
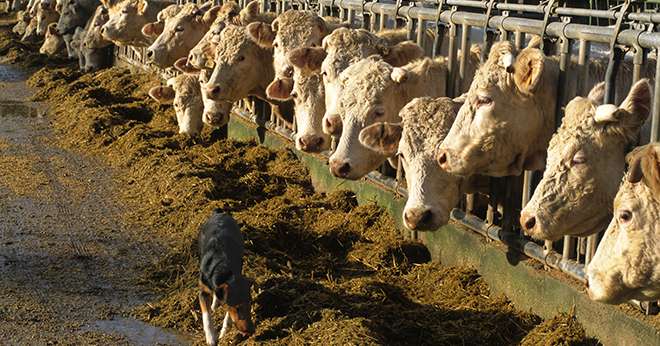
(115, 0, 660, 320)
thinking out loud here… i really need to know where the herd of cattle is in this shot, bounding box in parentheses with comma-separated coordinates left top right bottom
(3, 0, 660, 342)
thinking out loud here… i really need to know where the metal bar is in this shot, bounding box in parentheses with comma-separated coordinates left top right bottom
(378, 8, 386, 30)
(452, 209, 586, 282)
(446, 22, 457, 97)
(653, 54, 660, 142)
(416, 16, 424, 46)
(562, 235, 574, 260)
(514, 30, 524, 50)
(604, 47, 625, 104)
(632, 45, 643, 83)
(317, 1, 660, 50)
(459, 23, 468, 90)
(576, 39, 590, 96)
(585, 234, 597, 265)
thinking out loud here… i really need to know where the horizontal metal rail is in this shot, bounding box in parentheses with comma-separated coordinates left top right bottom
(320, 0, 660, 49)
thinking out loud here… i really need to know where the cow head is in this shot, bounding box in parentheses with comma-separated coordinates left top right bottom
(521, 80, 652, 240)
(438, 40, 558, 177)
(586, 143, 660, 304)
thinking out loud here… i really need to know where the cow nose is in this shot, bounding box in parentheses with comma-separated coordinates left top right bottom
(330, 160, 351, 178)
(323, 115, 342, 135)
(520, 212, 537, 233)
(297, 134, 324, 152)
(404, 209, 433, 230)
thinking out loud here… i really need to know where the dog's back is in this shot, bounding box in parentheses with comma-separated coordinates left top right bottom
(198, 209, 244, 290)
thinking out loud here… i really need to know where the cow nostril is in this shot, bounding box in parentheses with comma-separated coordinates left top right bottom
(146, 50, 153, 58)
(420, 210, 432, 224)
(438, 151, 448, 166)
(523, 216, 536, 231)
(585, 279, 589, 289)
(211, 86, 220, 95)
(331, 161, 351, 177)
(101, 27, 105, 34)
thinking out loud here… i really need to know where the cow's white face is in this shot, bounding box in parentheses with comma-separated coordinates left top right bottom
(520, 80, 651, 241)
(587, 144, 660, 304)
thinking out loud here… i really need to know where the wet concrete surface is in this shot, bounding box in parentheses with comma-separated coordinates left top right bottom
(0, 64, 189, 344)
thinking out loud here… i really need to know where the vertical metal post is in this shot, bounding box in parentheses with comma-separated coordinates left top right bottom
(652, 52, 660, 142)
(632, 45, 643, 83)
(370, 6, 378, 32)
(562, 236, 575, 260)
(459, 23, 469, 93)
(585, 234, 597, 264)
(514, 30, 524, 50)
(406, 15, 414, 41)
(577, 39, 590, 96)
(446, 23, 457, 98)
(379, 8, 386, 31)
(604, 47, 625, 104)
(416, 16, 424, 47)
(347, 8, 354, 26)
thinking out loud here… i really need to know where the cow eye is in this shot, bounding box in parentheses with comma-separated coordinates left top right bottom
(237, 55, 245, 62)
(475, 95, 493, 108)
(290, 91, 297, 99)
(374, 109, 385, 118)
(175, 26, 184, 32)
(571, 150, 587, 165)
(618, 210, 632, 224)
(273, 42, 279, 48)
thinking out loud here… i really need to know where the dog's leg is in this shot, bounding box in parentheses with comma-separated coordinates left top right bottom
(219, 311, 233, 338)
(199, 291, 218, 346)
(211, 294, 220, 311)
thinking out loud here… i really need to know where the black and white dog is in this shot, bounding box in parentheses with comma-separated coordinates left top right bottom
(198, 209, 254, 345)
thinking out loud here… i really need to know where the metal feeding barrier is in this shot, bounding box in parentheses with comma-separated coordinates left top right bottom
(114, 0, 660, 315)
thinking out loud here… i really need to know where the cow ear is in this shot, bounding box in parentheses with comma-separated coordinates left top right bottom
(594, 79, 651, 141)
(627, 144, 660, 195)
(382, 41, 423, 67)
(619, 79, 652, 122)
(246, 21, 275, 48)
(142, 22, 164, 38)
(149, 85, 175, 104)
(202, 5, 223, 25)
(587, 82, 605, 105)
(452, 93, 467, 113)
(241, 0, 259, 19)
(513, 48, 545, 95)
(288, 47, 326, 71)
(526, 35, 543, 49)
(266, 78, 293, 101)
(359, 122, 403, 157)
(174, 57, 200, 75)
(315, 16, 329, 36)
(136, 0, 147, 15)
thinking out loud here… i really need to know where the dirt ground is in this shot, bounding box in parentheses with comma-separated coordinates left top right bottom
(0, 25, 602, 345)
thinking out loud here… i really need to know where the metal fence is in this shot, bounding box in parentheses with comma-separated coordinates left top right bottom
(114, 0, 660, 314)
